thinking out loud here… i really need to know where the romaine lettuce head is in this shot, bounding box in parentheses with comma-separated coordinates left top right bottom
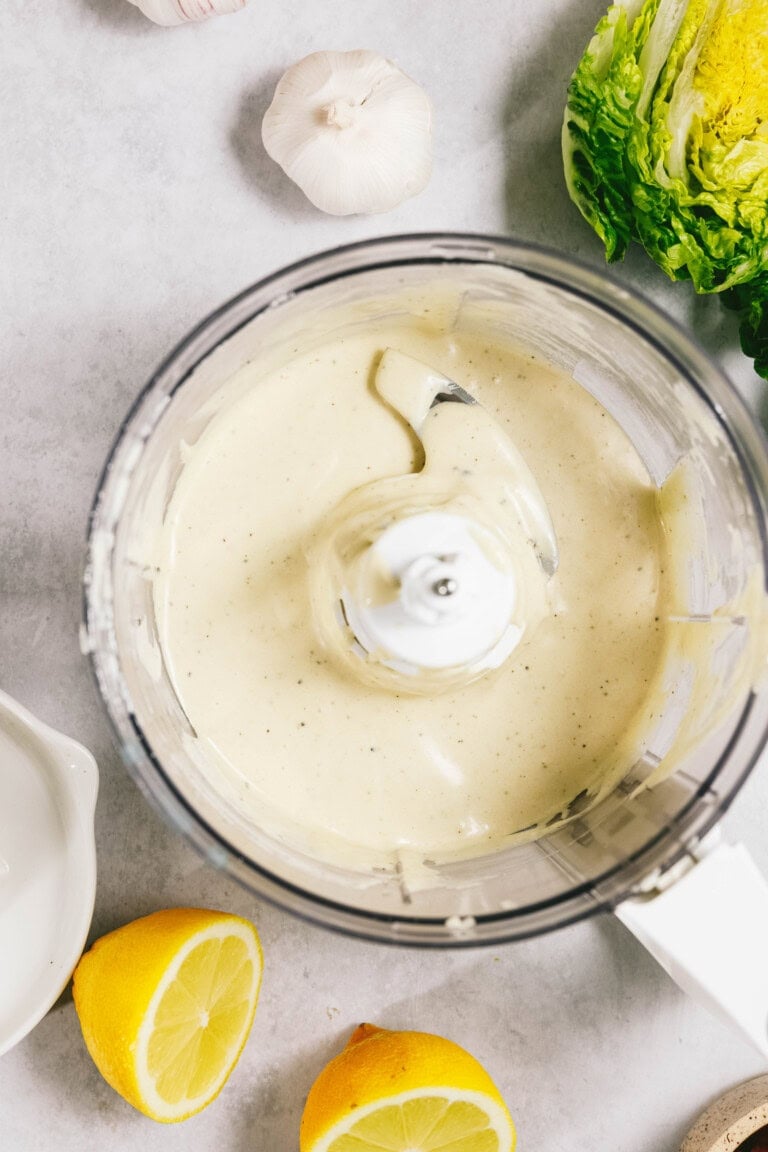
(563, 0, 768, 377)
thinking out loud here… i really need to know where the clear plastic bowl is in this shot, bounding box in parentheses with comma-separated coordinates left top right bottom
(84, 234, 768, 945)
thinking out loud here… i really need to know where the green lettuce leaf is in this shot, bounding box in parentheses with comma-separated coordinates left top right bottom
(563, 0, 768, 379)
(723, 279, 768, 380)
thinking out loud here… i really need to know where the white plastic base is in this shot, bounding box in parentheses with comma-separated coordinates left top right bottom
(342, 511, 520, 672)
(616, 837, 768, 1059)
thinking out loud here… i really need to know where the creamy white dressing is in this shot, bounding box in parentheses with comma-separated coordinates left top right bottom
(154, 320, 672, 870)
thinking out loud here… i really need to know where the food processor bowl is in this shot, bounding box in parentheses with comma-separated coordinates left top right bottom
(84, 235, 768, 963)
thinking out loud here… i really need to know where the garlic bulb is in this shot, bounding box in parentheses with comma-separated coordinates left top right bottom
(261, 50, 433, 216)
(127, 0, 247, 26)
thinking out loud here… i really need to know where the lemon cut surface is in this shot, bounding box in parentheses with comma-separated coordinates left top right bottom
(300, 1024, 515, 1152)
(73, 907, 262, 1122)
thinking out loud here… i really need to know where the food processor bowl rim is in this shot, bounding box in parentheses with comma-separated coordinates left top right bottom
(83, 231, 768, 947)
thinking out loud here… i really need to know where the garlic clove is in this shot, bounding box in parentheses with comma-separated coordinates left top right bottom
(127, 0, 247, 27)
(261, 50, 433, 216)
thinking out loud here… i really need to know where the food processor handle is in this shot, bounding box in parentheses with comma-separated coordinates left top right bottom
(615, 835, 768, 1059)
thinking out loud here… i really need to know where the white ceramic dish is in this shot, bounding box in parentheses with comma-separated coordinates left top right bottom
(0, 689, 98, 1056)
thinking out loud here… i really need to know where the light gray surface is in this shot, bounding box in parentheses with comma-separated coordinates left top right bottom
(2, 1, 768, 1149)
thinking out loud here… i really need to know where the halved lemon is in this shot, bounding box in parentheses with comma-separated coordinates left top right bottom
(72, 907, 263, 1122)
(300, 1024, 516, 1152)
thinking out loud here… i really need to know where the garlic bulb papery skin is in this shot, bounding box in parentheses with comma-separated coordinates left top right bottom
(261, 50, 433, 216)
(127, 0, 247, 27)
